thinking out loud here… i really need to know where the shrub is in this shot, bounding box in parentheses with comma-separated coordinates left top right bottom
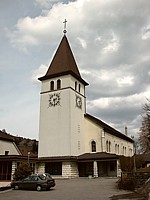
(118, 177, 137, 190)
(13, 162, 32, 180)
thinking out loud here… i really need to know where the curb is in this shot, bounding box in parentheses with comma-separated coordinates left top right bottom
(0, 186, 11, 191)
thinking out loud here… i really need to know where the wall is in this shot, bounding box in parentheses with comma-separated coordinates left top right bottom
(84, 117, 134, 156)
(38, 74, 86, 157)
(62, 162, 79, 178)
(0, 140, 20, 155)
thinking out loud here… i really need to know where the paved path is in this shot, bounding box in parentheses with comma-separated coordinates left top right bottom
(0, 178, 131, 200)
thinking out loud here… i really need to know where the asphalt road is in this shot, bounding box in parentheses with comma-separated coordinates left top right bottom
(0, 178, 129, 200)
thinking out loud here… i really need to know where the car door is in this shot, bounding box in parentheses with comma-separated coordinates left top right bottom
(21, 176, 32, 190)
(30, 176, 39, 190)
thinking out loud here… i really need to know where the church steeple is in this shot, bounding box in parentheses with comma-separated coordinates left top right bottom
(38, 35, 88, 86)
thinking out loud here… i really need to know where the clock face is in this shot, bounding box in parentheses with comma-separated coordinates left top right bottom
(49, 93, 61, 107)
(76, 94, 82, 109)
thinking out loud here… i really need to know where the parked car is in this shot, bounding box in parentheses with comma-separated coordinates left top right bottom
(11, 174, 55, 191)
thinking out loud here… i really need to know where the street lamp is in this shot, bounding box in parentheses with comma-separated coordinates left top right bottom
(28, 151, 30, 166)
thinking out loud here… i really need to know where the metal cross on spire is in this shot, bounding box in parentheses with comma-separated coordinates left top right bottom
(63, 19, 67, 34)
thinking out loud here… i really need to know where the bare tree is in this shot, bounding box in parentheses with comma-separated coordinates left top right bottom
(139, 98, 150, 153)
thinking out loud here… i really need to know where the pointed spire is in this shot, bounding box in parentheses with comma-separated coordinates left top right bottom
(39, 35, 88, 86)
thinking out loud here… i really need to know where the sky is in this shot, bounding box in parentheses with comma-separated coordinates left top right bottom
(0, 0, 150, 140)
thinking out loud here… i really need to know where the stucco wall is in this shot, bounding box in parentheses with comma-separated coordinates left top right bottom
(38, 75, 86, 157)
(84, 117, 134, 156)
(0, 140, 20, 155)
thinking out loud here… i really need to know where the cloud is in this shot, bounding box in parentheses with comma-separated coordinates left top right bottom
(31, 64, 48, 84)
(2, 0, 150, 138)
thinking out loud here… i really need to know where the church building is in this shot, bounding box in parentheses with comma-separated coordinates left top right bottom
(37, 30, 134, 178)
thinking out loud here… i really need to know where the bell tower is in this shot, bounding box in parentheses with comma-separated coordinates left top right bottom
(38, 31, 88, 158)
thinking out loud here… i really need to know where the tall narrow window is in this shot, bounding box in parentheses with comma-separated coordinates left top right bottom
(115, 144, 117, 153)
(75, 81, 77, 90)
(91, 141, 96, 152)
(78, 84, 81, 93)
(57, 79, 61, 89)
(118, 144, 119, 154)
(50, 81, 54, 91)
(106, 140, 108, 152)
(123, 146, 124, 155)
(109, 141, 111, 152)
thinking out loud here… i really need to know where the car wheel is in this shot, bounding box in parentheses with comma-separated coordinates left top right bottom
(36, 185, 42, 191)
(14, 185, 19, 190)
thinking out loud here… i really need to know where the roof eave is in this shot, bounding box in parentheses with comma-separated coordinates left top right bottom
(38, 71, 89, 86)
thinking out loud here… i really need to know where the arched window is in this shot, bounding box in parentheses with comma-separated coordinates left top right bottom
(91, 141, 96, 152)
(125, 147, 126, 155)
(57, 79, 61, 89)
(78, 84, 81, 93)
(115, 144, 117, 153)
(118, 144, 119, 154)
(106, 140, 108, 152)
(109, 141, 111, 152)
(123, 146, 124, 155)
(75, 81, 77, 91)
(50, 81, 54, 91)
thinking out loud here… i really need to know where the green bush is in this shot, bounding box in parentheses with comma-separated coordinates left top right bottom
(13, 162, 32, 180)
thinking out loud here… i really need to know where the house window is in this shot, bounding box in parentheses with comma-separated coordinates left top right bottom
(75, 81, 77, 90)
(123, 146, 125, 155)
(50, 81, 54, 91)
(109, 141, 111, 152)
(45, 162, 62, 175)
(115, 144, 117, 153)
(91, 141, 96, 152)
(106, 140, 108, 152)
(5, 151, 9, 155)
(57, 79, 61, 89)
(78, 84, 81, 93)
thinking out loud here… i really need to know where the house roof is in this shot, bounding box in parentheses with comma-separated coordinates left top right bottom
(0, 131, 14, 142)
(0, 155, 37, 161)
(78, 152, 118, 161)
(85, 113, 134, 143)
(38, 35, 88, 86)
(37, 152, 118, 162)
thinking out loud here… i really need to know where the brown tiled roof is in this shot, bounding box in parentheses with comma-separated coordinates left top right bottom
(0, 155, 38, 161)
(78, 152, 118, 161)
(38, 35, 88, 86)
(85, 113, 134, 143)
(37, 152, 118, 162)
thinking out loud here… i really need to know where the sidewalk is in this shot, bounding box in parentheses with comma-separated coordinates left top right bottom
(0, 182, 11, 191)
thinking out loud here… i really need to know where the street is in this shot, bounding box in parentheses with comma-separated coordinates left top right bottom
(0, 178, 128, 200)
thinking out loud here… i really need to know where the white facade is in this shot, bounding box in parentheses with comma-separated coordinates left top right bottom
(84, 117, 134, 157)
(0, 140, 20, 155)
(38, 74, 86, 157)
